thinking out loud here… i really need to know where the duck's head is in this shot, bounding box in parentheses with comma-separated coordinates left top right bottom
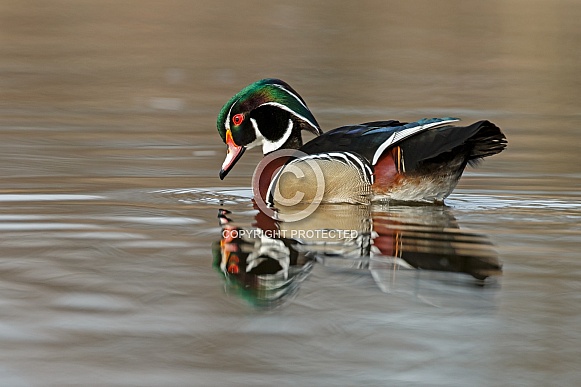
(217, 78, 322, 179)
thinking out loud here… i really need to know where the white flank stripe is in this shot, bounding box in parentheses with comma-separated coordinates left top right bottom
(371, 118, 459, 165)
(370, 133, 396, 166)
(265, 151, 375, 203)
(282, 151, 373, 184)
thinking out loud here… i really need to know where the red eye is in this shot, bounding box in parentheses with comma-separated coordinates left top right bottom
(232, 113, 244, 126)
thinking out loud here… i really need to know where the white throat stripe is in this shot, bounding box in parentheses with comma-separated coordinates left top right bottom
(262, 119, 293, 154)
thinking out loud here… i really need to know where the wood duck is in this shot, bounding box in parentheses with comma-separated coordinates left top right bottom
(217, 78, 507, 204)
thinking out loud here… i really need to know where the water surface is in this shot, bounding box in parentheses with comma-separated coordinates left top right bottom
(1, 1, 580, 386)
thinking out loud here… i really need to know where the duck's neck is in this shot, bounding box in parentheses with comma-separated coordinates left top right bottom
(260, 118, 303, 154)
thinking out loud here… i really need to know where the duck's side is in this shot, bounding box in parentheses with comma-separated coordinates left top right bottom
(372, 119, 506, 203)
(268, 119, 507, 204)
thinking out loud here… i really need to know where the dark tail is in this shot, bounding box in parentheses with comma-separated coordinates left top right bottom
(399, 120, 507, 172)
(465, 121, 507, 166)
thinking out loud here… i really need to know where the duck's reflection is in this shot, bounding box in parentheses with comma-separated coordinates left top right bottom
(212, 204, 501, 307)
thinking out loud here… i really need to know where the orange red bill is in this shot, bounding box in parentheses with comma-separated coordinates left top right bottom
(219, 129, 245, 180)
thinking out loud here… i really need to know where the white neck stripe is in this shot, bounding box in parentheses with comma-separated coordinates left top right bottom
(262, 119, 293, 154)
(246, 118, 264, 150)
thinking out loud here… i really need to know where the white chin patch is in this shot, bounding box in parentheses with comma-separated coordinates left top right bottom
(247, 117, 264, 150)
(249, 117, 294, 155)
(262, 119, 293, 154)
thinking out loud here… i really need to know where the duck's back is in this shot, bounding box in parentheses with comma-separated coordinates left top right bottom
(270, 118, 506, 204)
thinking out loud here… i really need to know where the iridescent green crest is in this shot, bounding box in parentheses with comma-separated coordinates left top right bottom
(216, 78, 320, 143)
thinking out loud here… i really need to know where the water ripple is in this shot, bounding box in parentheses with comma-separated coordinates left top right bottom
(153, 187, 254, 206)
